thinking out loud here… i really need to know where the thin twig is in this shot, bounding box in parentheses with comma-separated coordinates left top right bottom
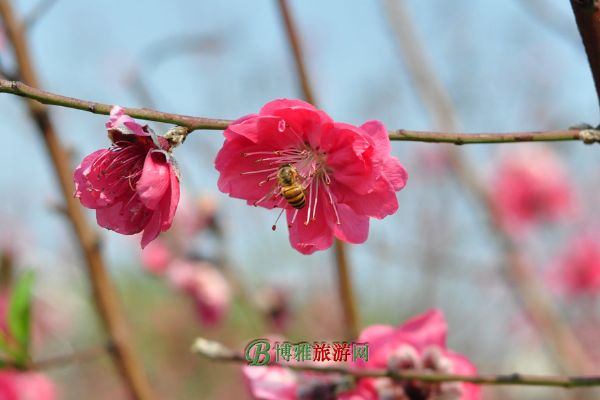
(0, 1, 155, 399)
(0, 79, 595, 144)
(191, 337, 600, 389)
(515, 0, 581, 48)
(23, 0, 58, 29)
(31, 344, 110, 370)
(276, 0, 360, 340)
(384, 0, 595, 374)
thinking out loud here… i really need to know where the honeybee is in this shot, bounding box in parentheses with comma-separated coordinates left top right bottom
(277, 164, 306, 209)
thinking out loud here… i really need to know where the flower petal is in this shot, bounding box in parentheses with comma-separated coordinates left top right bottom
(243, 366, 298, 400)
(383, 157, 408, 191)
(446, 351, 481, 400)
(137, 151, 170, 210)
(140, 210, 162, 249)
(73, 149, 112, 208)
(393, 309, 447, 351)
(335, 178, 399, 219)
(96, 199, 150, 235)
(286, 196, 334, 255)
(323, 123, 377, 194)
(106, 105, 147, 137)
(360, 120, 391, 155)
(332, 204, 369, 244)
(159, 165, 180, 231)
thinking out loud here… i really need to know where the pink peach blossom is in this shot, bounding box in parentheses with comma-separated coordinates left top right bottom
(244, 365, 298, 400)
(175, 194, 218, 237)
(73, 106, 180, 248)
(243, 311, 479, 400)
(215, 99, 407, 254)
(346, 309, 480, 400)
(243, 340, 342, 400)
(140, 239, 174, 274)
(549, 232, 600, 297)
(138, 193, 219, 273)
(491, 146, 574, 234)
(255, 286, 290, 331)
(167, 260, 231, 326)
(0, 371, 56, 400)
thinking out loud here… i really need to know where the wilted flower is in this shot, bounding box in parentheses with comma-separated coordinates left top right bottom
(215, 99, 407, 254)
(549, 232, 600, 298)
(344, 309, 480, 400)
(491, 146, 574, 234)
(73, 106, 180, 248)
(0, 371, 56, 400)
(167, 260, 231, 326)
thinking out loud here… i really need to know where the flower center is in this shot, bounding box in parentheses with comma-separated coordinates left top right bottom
(240, 142, 340, 229)
(380, 346, 462, 400)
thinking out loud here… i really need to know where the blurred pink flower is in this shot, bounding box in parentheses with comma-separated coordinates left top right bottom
(415, 146, 453, 176)
(255, 287, 290, 331)
(549, 233, 600, 297)
(140, 239, 173, 275)
(491, 146, 574, 233)
(243, 310, 478, 400)
(138, 192, 219, 273)
(73, 106, 180, 248)
(0, 371, 56, 400)
(244, 365, 298, 400)
(175, 194, 219, 238)
(215, 99, 407, 254)
(0, 290, 9, 337)
(167, 260, 231, 326)
(243, 338, 341, 400)
(345, 309, 480, 400)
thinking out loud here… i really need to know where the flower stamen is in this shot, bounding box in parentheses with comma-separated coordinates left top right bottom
(272, 208, 286, 231)
(323, 179, 340, 225)
(305, 181, 313, 226)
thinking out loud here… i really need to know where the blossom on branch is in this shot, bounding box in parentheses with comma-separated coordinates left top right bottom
(73, 106, 180, 248)
(343, 309, 480, 400)
(215, 99, 407, 254)
(242, 310, 479, 400)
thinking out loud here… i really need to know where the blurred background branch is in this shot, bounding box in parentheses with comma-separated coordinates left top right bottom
(275, 0, 360, 340)
(192, 337, 600, 388)
(382, 0, 594, 375)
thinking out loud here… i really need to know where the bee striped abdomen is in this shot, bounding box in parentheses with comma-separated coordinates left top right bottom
(281, 186, 305, 209)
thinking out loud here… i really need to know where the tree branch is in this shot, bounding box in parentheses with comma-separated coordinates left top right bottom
(383, 0, 595, 375)
(275, 0, 360, 340)
(0, 78, 595, 144)
(571, 0, 600, 111)
(191, 337, 600, 389)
